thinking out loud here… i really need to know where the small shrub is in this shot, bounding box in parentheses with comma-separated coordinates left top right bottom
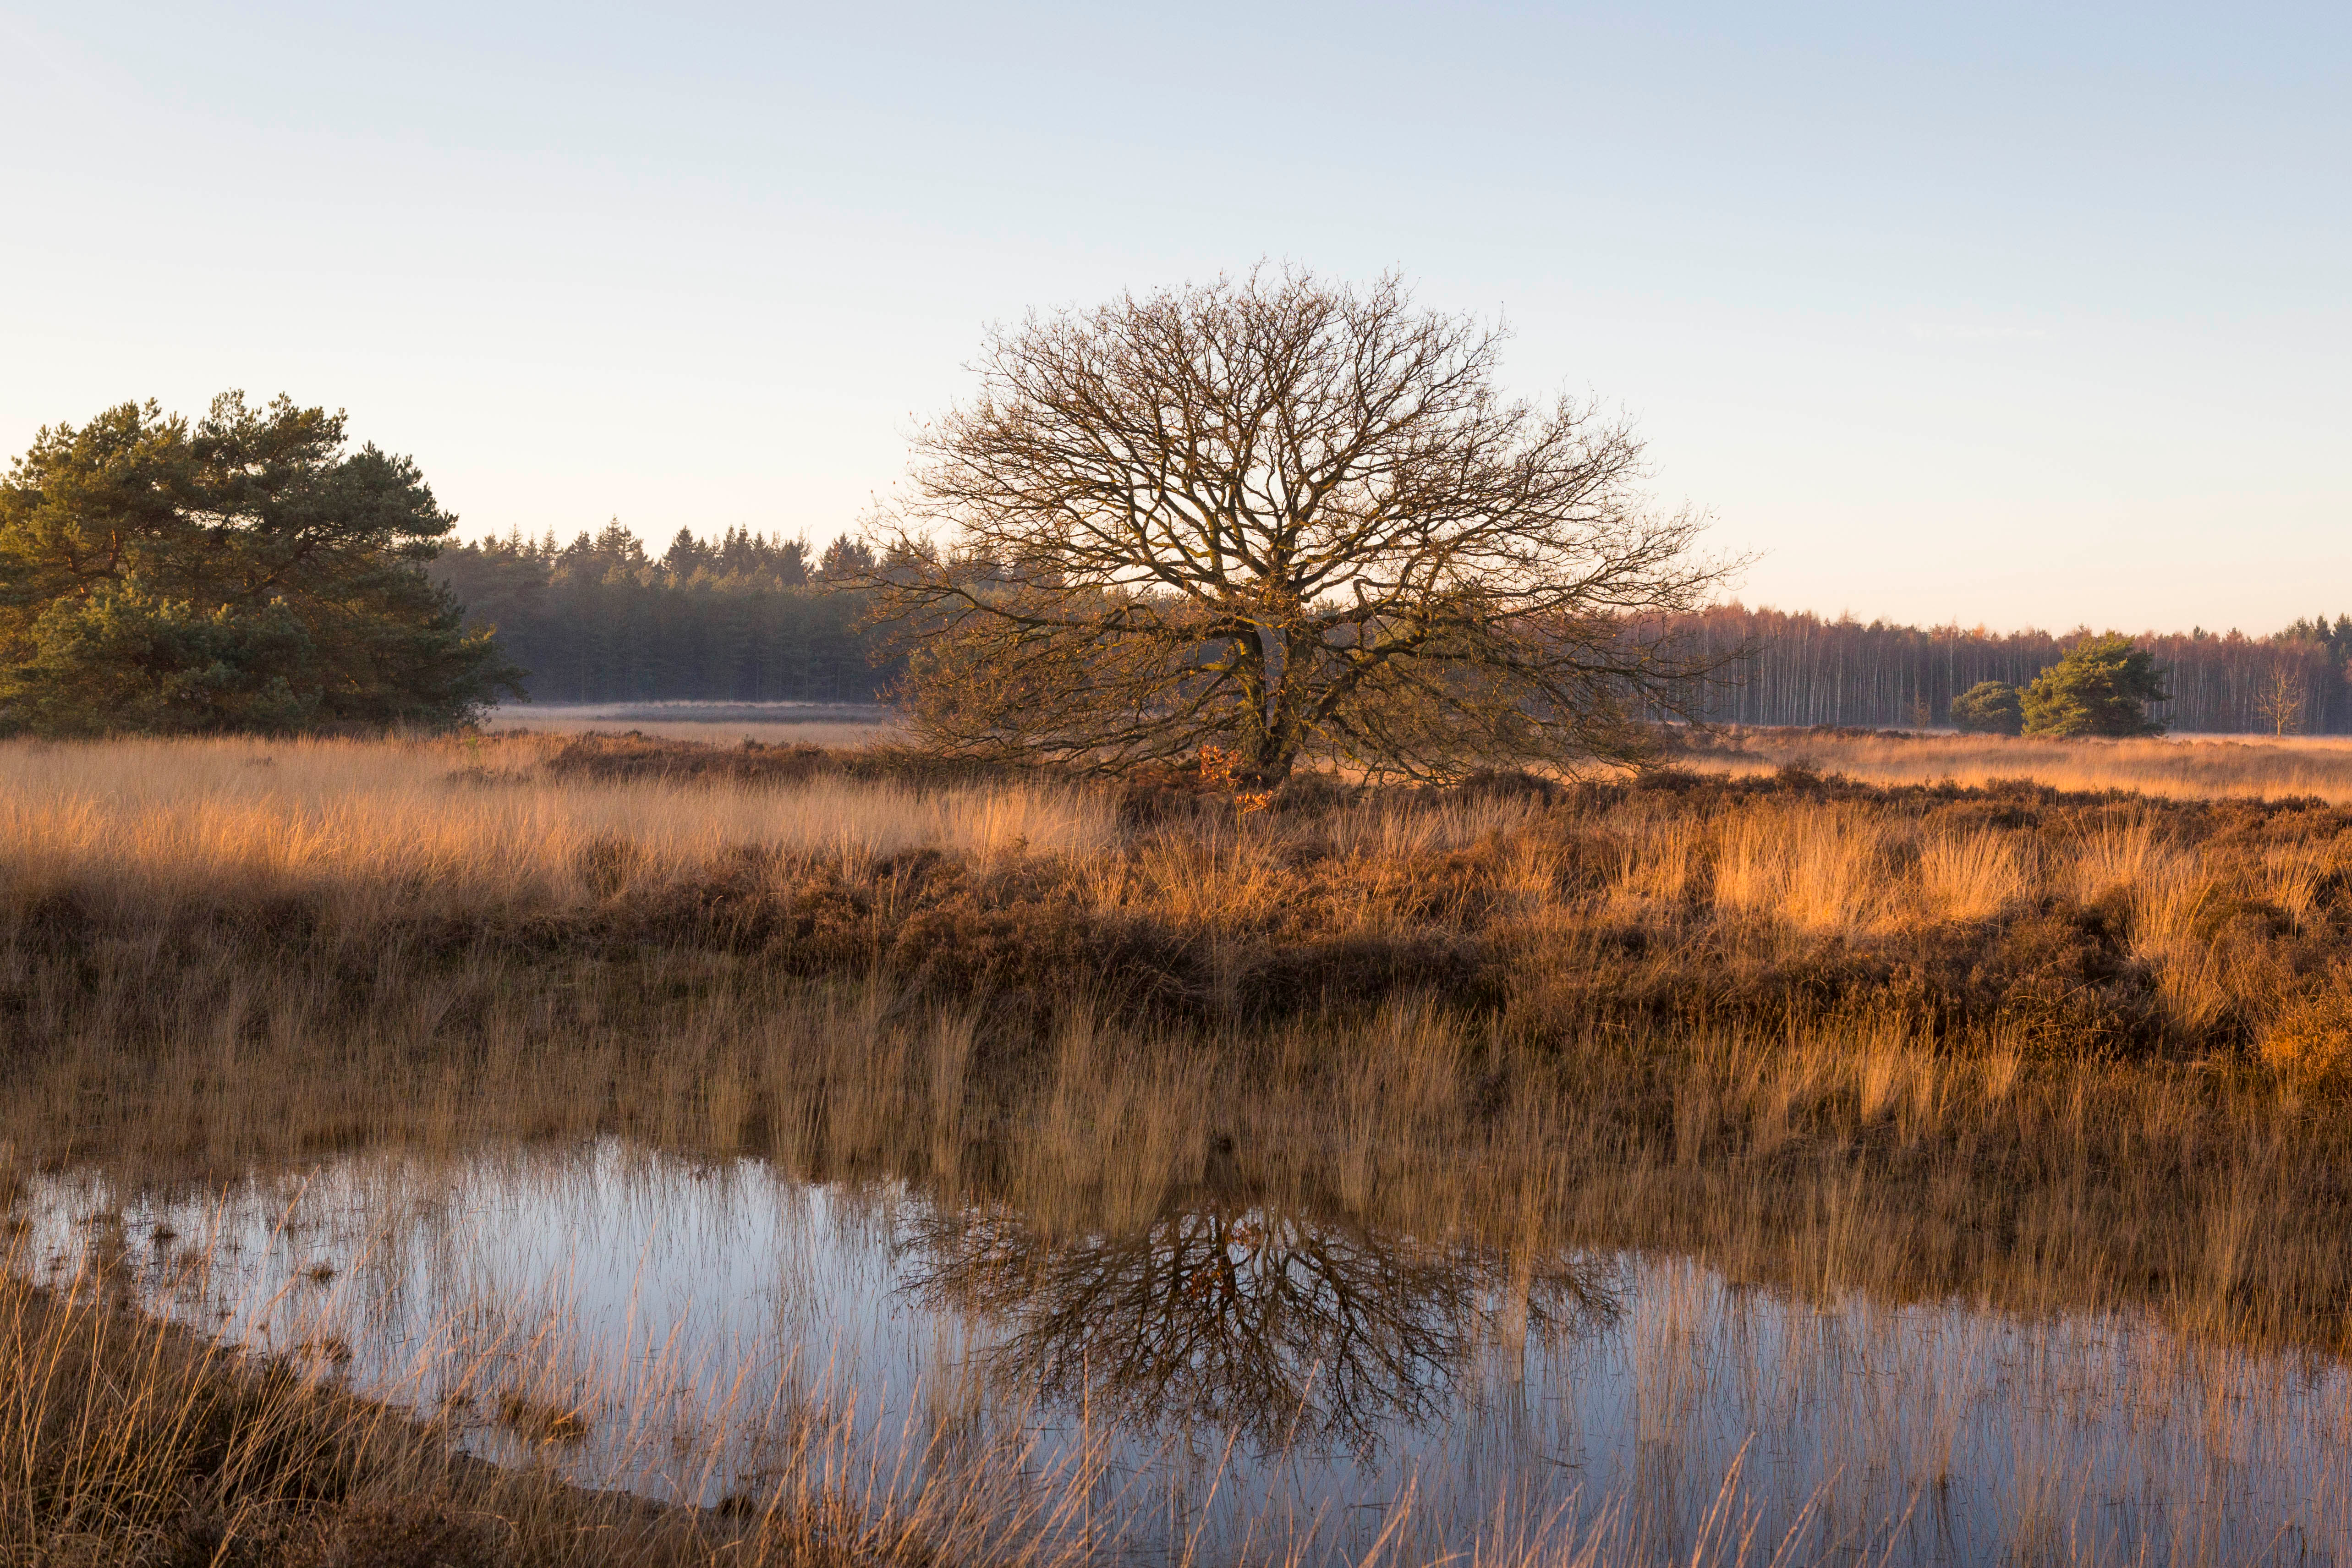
(1950, 681, 2023, 736)
(2261, 979, 2352, 1087)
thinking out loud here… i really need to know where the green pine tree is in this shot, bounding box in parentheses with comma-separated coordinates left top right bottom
(1950, 680, 2023, 735)
(2021, 633, 2169, 737)
(0, 393, 521, 735)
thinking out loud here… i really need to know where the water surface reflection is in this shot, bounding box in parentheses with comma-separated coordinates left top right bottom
(17, 1139, 2349, 1566)
(901, 1197, 1616, 1456)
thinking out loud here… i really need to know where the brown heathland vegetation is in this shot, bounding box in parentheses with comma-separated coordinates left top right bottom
(8, 730, 2352, 1563)
(1673, 724, 2352, 803)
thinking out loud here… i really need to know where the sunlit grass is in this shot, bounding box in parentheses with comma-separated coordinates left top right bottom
(0, 733, 1113, 908)
(8, 729, 2352, 1564)
(1682, 727, 2352, 802)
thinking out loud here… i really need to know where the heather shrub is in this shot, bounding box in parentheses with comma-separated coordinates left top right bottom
(2261, 976, 2352, 1087)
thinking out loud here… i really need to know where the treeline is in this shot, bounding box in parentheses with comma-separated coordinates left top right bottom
(1657, 606, 2352, 735)
(430, 524, 898, 703)
(436, 525, 2350, 733)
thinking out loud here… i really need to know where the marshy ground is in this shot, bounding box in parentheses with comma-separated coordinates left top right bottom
(6, 731, 2352, 1564)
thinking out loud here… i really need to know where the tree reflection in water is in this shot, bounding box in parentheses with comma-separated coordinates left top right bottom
(897, 1199, 1617, 1458)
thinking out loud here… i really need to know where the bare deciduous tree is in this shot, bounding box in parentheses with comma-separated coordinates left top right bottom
(865, 271, 1737, 782)
(2255, 663, 2310, 736)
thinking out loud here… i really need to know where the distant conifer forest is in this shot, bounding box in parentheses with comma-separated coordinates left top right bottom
(432, 524, 898, 705)
(433, 524, 2352, 734)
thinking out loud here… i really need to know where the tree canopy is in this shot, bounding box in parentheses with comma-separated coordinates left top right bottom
(0, 393, 516, 735)
(1950, 680, 2023, 735)
(866, 271, 1733, 782)
(2021, 633, 2169, 737)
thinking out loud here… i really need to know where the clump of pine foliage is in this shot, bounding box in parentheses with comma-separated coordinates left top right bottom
(0, 393, 518, 736)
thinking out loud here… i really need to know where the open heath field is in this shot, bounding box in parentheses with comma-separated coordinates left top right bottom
(482, 701, 903, 751)
(8, 730, 2352, 1565)
(1675, 726, 2352, 802)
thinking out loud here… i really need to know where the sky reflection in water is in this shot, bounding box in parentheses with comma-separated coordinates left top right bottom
(20, 1139, 2350, 1566)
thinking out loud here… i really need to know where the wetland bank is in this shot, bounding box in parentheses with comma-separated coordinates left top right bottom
(8, 730, 2352, 1566)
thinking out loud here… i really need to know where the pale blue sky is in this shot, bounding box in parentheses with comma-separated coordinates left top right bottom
(3, 3, 2344, 632)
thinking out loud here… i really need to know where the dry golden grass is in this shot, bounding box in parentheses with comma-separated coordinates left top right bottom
(0, 734, 1110, 908)
(1711, 802, 1902, 932)
(1679, 726, 2352, 802)
(11, 729, 2352, 1070)
(9, 730, 2352, 1563)
(1916, 826, 2031, 921)
(6, 732, 2350, 1322)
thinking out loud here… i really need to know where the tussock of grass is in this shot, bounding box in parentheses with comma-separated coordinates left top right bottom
(1, 1255, 515, 1565)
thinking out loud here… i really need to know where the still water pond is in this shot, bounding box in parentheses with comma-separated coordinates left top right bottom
(21, 1140, 2350, 1565)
